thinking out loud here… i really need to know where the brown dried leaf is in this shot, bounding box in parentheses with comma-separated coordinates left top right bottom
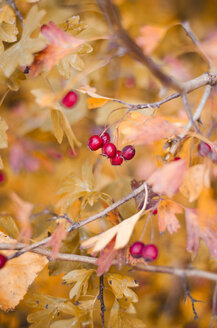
(120, 112, 182, 145)
(0, 5, 18, 53)
(96, 238, 117, 276)
(0, 232, 48, 311)
(180, 164, 210, 202)
(147, 159, 187, 197)
(157, 200, 183, 234)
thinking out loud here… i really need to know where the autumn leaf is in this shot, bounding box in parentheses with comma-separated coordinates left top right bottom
(96, 238, 117, 276)
(77, 85, 114, 109)
(0, 6, 46, 77)
(30, 21, 87, 77)
(10, 192, 33, 243)
(107, 273, 139, 302)
(147, 159, 187, 197)
(81, 189, 147, 252)
(185, 188, 217, 259)
(62, 269, 95, 300)
(101, 200, 120, 225)
(119, 112, 182, 145)
(180, 164, 210, 202)
(0, 232, 48, 311)
(0, 5, 18, 53)
(136, 25, 166, 54)
(57, 161, 102, 214)
(157, 200, 183, 234)
(45, 222, 67, 259)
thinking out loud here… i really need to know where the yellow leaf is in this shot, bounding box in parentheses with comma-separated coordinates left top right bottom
(0, 232, 48, 311)
(81, 184, 148, 252)
(180, 164, 210, 202)
(0, 6, 46, 77)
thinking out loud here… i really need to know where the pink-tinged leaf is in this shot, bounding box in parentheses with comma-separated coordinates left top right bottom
(46, 222, 67, 259)
(96, 238, 117, 276)
(30, 22, 85, 77)
(185, 208, 200, 256)
(119, 113, 182, 145)
(158, 200, 183, 234)
(147, 159, 187, 197)
(10, 192, 33, 243)
(185, 199, 217, 259)
(136, 25, 166, 55)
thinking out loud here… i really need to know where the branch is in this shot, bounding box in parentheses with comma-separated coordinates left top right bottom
(97, 0, 184, 92)
(1, 242, 217, 282)
(182, 276, 203, 320)
(69, 182, 147, 231)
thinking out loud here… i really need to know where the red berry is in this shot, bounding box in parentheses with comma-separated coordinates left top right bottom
(198, 142, 212, 157)
(173, 157, 181, 161)
(121, 145, 135, 160)
(88, 135, 103, 151)
(110, 150, 123, 165)
(101, 132, 110, 145)
(142, 244, 158, 261)
(0, 172, 5, 183)
(129, 241, 145, 258)
(102, 143, 116, 158)
(0, 253, 7, 269)
(62, 91, 78, 108)
(152, 209, 158, 215)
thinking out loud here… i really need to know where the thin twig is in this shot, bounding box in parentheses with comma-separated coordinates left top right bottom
(98, 275, 106, 328)
(166, 84, 211, 158)
(182, 276, 203, 320)
(69, 182, 147, 231)
(6, 0, 24, 26)
(181, 21, 212, 69)
(182, 93, 200, 133)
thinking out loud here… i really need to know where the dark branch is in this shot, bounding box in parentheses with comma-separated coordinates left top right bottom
(98, 275, 106, 328)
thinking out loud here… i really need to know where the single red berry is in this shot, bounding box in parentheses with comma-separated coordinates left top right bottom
(198, 141, 212, 157)
(110, 150, 123, 165)
(0, 172, 5, 183)
(88, 135, 103, 151)
(129, 241, 145, 258)
(152, 209, 158, 215)
(101, 132, 110, 145)
(173, 156, 181, 161)
(121, 145, 135, 160)
(0, 254, 7, 269)
(142, 244, 158, 262)
(62, 91, 78, 108)
(102, 143, 116, 158)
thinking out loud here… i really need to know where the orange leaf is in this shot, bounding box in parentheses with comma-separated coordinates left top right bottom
(101, 200, 119, 225)
(96, 238, 117, 276)
(157, 200, 183, 234)
(147, 159, 187, 197)
(0, 232, 48, 311)
(30, 22, 85, 77)
(120, 113, 182, 145)
(87, 97, 109, 109)
(45, 221, 67, 259)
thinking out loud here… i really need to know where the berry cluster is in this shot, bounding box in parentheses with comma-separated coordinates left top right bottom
(129, 241, 158, 262)
(88, 132, 135, 166)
